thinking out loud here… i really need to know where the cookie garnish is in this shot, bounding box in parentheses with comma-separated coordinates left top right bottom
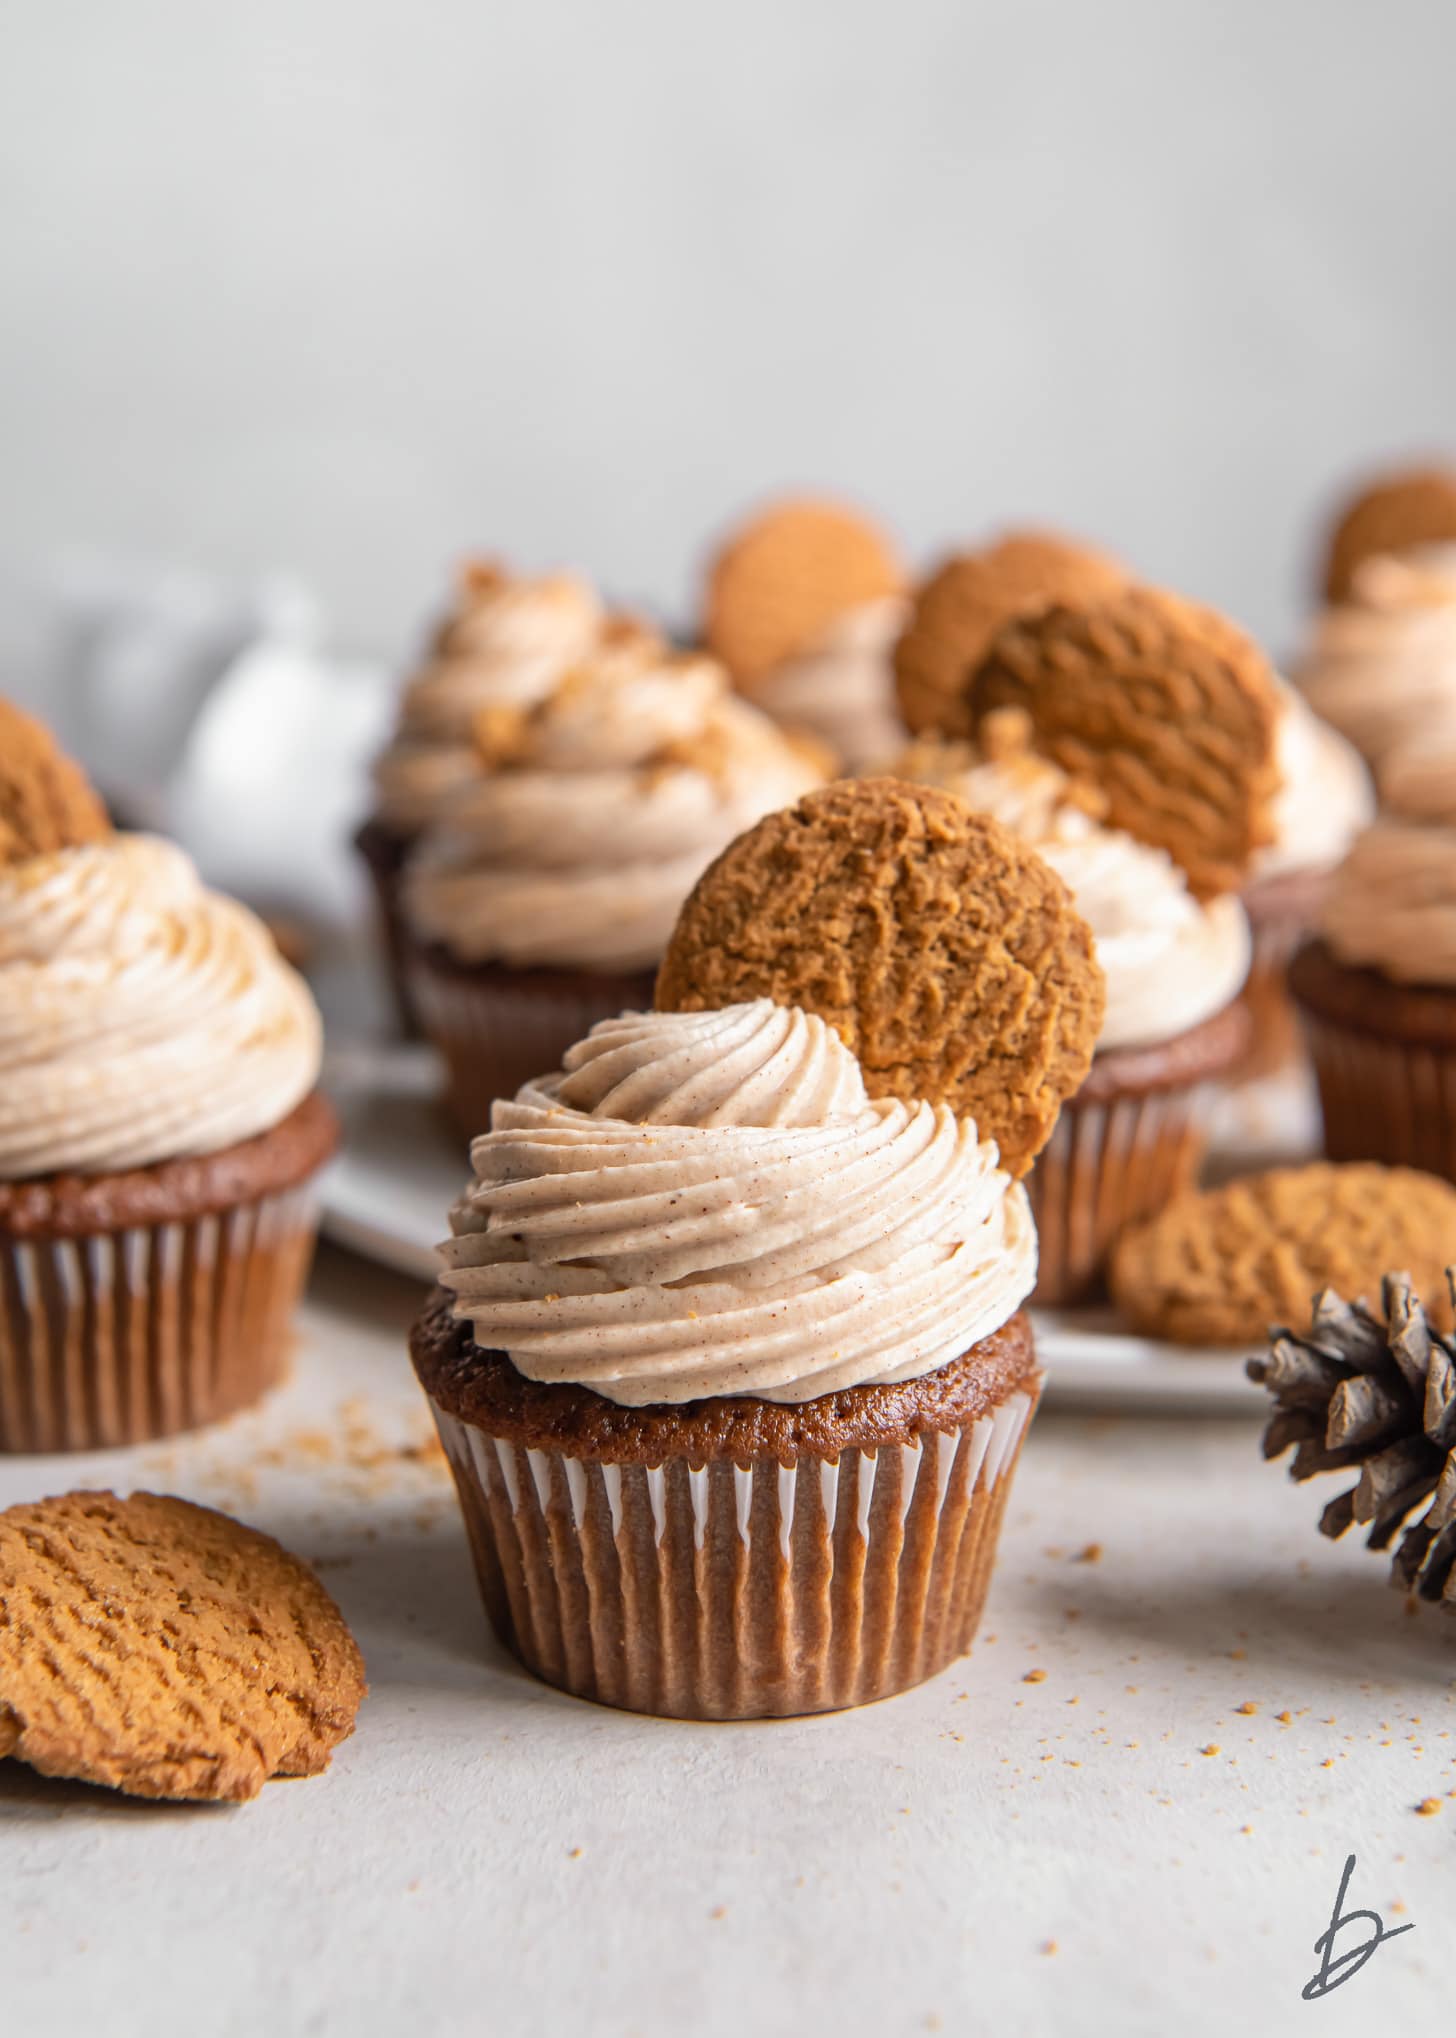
(703, 498, 903, 688)
(655, 777, 1104, 1178)
(0, 699, 112, 867)
(1322, 465, 1456, 601)
(0, 1490, 366, 1803)
(892, 531, 1125, 738)
(1109, 1163, 1456, 1348)
(967, 585, 1280, 900)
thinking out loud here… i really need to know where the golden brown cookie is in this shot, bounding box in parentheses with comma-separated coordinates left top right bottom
(967, 585, 1280, 900)
(655, 778, 1105, 1177)
(1322, 465, 1456, 601)
(703, 498, 903, 688)
(0, 699, 112, 867)
(892, 531, 1126, 738)
(1109, 1163, 1456, 1348)
(0, 1490, 366, 1803)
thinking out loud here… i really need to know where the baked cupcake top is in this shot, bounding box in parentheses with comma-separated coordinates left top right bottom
(1296, 545, 1456, 780)
(439, 1000, 1036, 1406)
(895, 713, 1250, 1053)
(0, 702, 322, 1180)
(371, 562, 607, 834)
(403, 633, 824, 975)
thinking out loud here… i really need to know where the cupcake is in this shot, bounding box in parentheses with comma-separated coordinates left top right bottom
(412, 780, 1104, 1718)
(901, 585, 1283, 1304)
(891, 528, 1127, 740)
(1297, 541, 1456, 787)
(1237, 679, 1373, 1079)
(701, 496, 907, 772)
(399, 626, 825, 1137)
(358, 562, 606, 1032)
(1289, 784, 1456, 1183)
(0, 700, 337, 1452)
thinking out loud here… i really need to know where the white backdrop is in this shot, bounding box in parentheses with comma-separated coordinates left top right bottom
(3, 0, 1454, 657)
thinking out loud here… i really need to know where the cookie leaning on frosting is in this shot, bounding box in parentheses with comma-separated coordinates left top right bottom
(410, 778, 1103, 1720)
(0, 699, 337, 1451)
(892, 585, 1282, 1305)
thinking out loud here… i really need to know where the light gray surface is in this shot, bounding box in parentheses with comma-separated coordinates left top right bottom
(3, 0, 1455, 658)
(2, 1247, 1451, 2037)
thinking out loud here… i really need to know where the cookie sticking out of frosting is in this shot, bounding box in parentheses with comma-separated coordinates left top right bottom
(966, 585, 1281, 901)
(0, 699, 112, 867)
(1320, 464, 1456, 601)
(655, 777, 1105, 1179)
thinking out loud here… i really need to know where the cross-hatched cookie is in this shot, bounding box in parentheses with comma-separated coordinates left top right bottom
(703, 498, 903, 688)
(0, 1490, 366, 1803)
(655, 777, 1104, 1178)
(0, 699, 112, 866)
(1322, 465, 1456, 601)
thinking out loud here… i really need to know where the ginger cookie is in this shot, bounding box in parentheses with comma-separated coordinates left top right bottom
(1109, 1162, 1456, 1348)
(1322, 465, 1456, 601)
(655, 778, 1104, 1178)
(703, 498, 903, 688)
(967, 585, 1280, 900)
(0, 699, 112, 867)
(892, 531, 1126, 739)
(0, 1490, 366, 1803)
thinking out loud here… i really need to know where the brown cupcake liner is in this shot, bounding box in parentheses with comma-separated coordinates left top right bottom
(354, 817, 421, 1038)
(405, 943, 657, 1141)
(1299, 1010, 1456, 1182)
(0, 1184, 320, 1453)
(428, 1379, 1040, 1720)
(1028, 1082, 1215, 1307)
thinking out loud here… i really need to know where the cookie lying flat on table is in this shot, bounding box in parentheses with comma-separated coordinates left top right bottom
(1109, 1162, 1456, 1348)
(703, 497, 903, 689)
(892, 531, 1125, 740)
(0, 1490, 365, 1803)
(966, 584, 1281, 901)
(1321, 464, 1456, 602)
(0, 699, 112, 865)
(655, 776, 1105, 1179)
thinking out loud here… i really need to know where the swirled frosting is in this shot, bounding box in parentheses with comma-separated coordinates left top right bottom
(405, 641, 824, 973)
(371, 565, 607, 832)
(1321, 819, 1456, 986)
(438, 1001, 1036, 1405)
(0, 835, 323, 1178)
(749, 596, 909, 773)
(1297, 545, 1456, 777)
(1255, 679, 1373, 880)
(896, 732, 1249, 1052)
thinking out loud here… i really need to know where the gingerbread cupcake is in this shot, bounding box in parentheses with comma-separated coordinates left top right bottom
(358, 562, 607, 1031)
(701, 496, 907, 772)
(1289, 769, 1456, 1181)
(0, 701, 337, 1451)
(412, 780, 1103, 1718)
(398, 622, 825, 1137)
(899, 586, 1282, 1304)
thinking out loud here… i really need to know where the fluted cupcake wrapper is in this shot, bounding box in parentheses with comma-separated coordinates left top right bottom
(428, 1385, 1038, 1720)
(1301, 1012, 1456, 1183)
(1028, 1083, 1215, 1307)
(405, 947, 658, 1142)
(0, 1186, 320, 1453)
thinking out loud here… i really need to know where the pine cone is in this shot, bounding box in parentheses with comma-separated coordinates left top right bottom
(1247, 1271, 1456, 1608)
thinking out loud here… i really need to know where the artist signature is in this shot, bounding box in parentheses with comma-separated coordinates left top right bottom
(1302, 1854, 1413, 2000)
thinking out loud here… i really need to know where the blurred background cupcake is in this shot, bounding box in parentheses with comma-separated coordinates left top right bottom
(700, 496, 907, 773)
(395, 619, 825, 1136)
(0, 699, 337, 1451)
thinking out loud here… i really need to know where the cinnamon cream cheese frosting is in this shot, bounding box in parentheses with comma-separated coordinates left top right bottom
(749, 596, 909, 774)
(0, 835, 322, 1177)
(1297, 545, 1456, 778)
(371, 565, 607, 833)
(1320, 819, 1456, 987)
(438, 1001, 1037, 1405)
(896, 732, 1249, 1052)
(404, 640, 824, 974)
(1256, 679, 1373, 881)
